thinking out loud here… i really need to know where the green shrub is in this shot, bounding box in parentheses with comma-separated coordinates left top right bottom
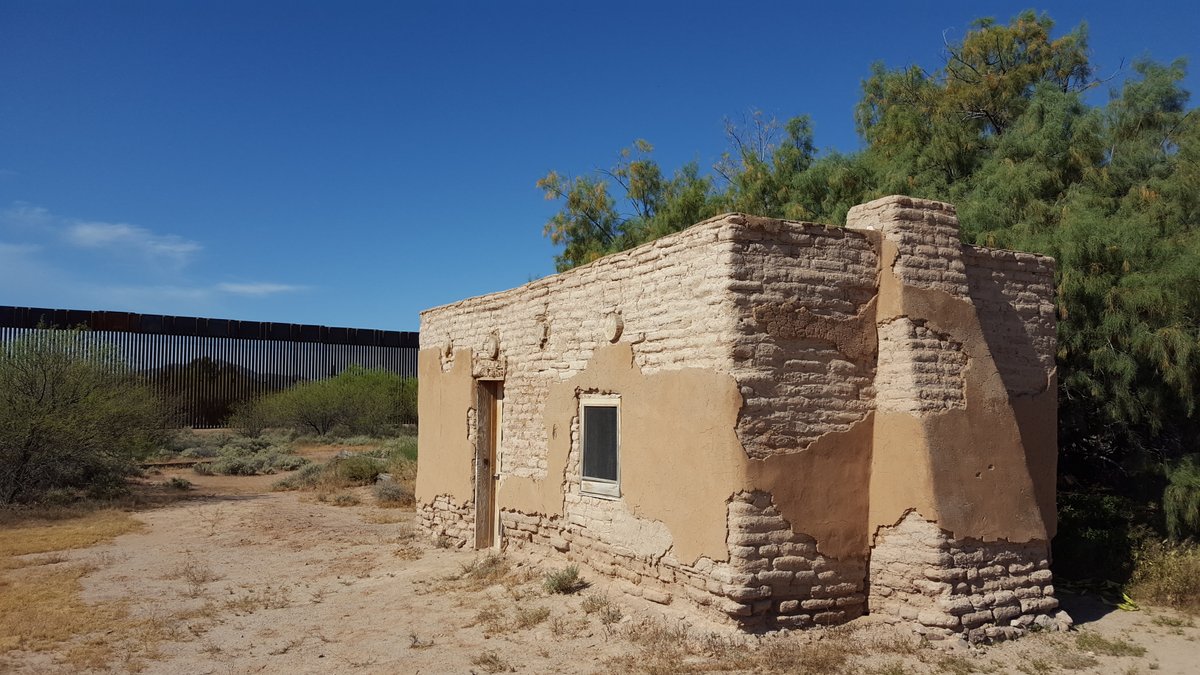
(179, 446, 219, 459)
(543, 565, 583, 594)
(0, 329, 168, 504)
(333, 455, 386, 484)
(230, 366, 416, 437)
(272, 462, 325, 491)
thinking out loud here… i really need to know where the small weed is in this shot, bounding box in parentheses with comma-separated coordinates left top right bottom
(166, 555, 222, 598)
(543, 564, 583, 594)
(324, 492, 360, 507)
(1015, 660, 1054, 675)
(457, 554, 510, 588)
(373, 480, 413, 507)
(471, 649, 513, 673)
(550, 614, 587, 638)
(471, 602, 508, 635)
(163, 477, 192, 491)
(408, 633, 434, 649)
(1075, 631, 1147, 657)
(582, 593, 622, 624)
(513, 605, 550, 629)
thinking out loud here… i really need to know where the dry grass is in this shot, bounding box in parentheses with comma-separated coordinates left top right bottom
(0, 508, 142, 559)
(513, 604, 550, 629)
(1075, 631, 1147, 657)
(472, 649, 514, 673)
(0, 508, 144, 656)
(1129, 540, 1200, 613)
(223, 585, 292, 615)
(0, 563, 126, 653)
(361, 510, 410, 524)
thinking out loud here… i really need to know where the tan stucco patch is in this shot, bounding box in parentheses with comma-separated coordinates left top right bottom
(415, 347, 476, 504)
(868, 239, 1055, 543)
(500, 343, 747, 564)
(749, 415, 874, 559)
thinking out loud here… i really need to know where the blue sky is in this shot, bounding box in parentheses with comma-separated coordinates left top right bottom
(1, 1, 1196, 331)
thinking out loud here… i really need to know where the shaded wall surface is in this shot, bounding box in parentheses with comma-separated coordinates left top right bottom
(417, 196, 1062, 639)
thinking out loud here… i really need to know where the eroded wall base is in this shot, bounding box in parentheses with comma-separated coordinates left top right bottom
(418, 494, 475, 547)
(869, 512, 1071, 642)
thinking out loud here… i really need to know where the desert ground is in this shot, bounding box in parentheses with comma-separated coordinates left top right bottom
(1, 456, 1196, 674)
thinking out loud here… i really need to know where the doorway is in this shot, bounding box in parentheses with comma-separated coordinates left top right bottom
(474, 380, 502, 549)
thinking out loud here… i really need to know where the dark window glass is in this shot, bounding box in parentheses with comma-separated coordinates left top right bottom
(582, 405, 618, 482)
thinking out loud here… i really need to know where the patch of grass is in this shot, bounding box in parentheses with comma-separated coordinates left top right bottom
(1129, 540, 1200, 613)
(164, 476, 193, 490)
(1151, 614, 1194, 628)
(223, 586, 292, 615)
(1056, 650, 1100, 670)
(0, 509, 142, 558)
(1015, 659, 1054, 675)
(867, 661, 911, 675)
(1075, 631, 1147, 657)
(471, 649, 513, 673)
(543, 564, 583, 594)
(0, 563, 126, 653)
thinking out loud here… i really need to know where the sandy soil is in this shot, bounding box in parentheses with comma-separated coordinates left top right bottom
(1, 478, 1196, 674)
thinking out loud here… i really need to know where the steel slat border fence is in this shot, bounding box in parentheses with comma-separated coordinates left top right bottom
(0, 305, 418, 428)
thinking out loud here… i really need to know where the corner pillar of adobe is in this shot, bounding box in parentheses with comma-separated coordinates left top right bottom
(847, 196, 1066, 642)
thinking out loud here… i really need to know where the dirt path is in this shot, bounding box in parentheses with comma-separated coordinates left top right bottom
(2, 487, 1197, 674)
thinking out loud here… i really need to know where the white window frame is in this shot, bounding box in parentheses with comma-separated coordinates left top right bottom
(579, 395, 620, 499)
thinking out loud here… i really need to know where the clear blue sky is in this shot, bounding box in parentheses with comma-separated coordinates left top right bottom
(2, 1, 1195, 331)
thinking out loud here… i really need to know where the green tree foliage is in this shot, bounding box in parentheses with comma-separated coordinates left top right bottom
(539, 10, 1200, 556)
(1164, 456, 1200, 540)
(230, 366, 416, 437)
(537, 139, 723, 270)
(0, 330, 166, 503)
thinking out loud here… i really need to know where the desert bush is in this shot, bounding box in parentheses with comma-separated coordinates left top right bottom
(1128, 540, 1200, 612)
(374, 480, 413, 506)
(0, 329, 168, 504)
(332, 455, 386, 484)
(543, 565, 583, 594)
(186, 433, 308, 477)
(231, 366, 416, 437)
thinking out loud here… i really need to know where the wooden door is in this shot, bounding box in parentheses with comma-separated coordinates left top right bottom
(474, 380, 502, 549)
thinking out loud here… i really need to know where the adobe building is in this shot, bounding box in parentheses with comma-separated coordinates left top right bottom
(416, 195, 1067, 641)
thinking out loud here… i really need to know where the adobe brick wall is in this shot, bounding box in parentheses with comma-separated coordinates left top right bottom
(417, 195, 1063, 639)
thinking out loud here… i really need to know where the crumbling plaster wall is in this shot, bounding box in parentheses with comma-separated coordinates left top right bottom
(416, 196, 1061, 637)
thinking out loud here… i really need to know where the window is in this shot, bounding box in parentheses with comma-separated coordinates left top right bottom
(580, 396, 620, 498)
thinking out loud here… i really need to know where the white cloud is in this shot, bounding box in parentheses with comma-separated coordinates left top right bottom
(66, 221, 202, 263)
(216, 282, 308, 296)
(0, 203, 55, 230)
